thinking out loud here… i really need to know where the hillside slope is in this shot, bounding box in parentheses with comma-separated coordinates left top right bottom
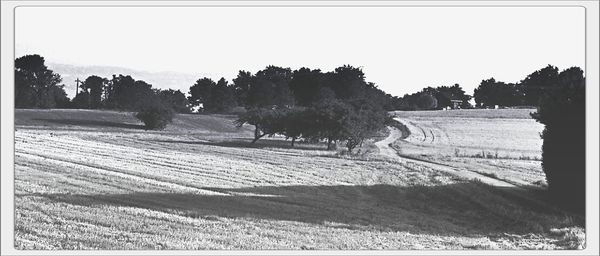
(13, 109, 584, 250)
(15, 109, 253, 135)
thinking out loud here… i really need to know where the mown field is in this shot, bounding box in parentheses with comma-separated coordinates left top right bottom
(14, 109, 584, 250)
(392, 109, 546, 187)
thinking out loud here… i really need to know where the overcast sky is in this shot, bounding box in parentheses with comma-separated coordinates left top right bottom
(15, 6, 585, 97)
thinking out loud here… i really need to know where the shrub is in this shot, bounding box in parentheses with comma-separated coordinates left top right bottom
(531, 67, 585, 214)
(135, 99, 175, 130)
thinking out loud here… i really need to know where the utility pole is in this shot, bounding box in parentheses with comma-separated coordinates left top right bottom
(75, 78, 81, 97)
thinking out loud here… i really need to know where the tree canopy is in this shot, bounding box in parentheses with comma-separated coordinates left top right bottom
(233, 65, 391, 152)
(530, 66, 585, 214)
(15, 54, 69, 108)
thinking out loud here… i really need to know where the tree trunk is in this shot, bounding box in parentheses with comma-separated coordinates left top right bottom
(327, 138, 332, 150)
(254, 126, 261, 139)
(291, 137, 296, 147)
(252, 127, 266, 144)
(251, 133, 267, 144)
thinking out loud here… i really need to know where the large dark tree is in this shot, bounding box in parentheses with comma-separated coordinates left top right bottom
(289, 68, 324, 106)
(531, 66, 585, 214)
(247, 66, 294, 108)
(326, 65, 367, 100)
(520, 65, 559, 106)
(15, 54, 69, 108)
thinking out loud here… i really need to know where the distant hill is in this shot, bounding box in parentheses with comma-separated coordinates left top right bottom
(47, 62, 213, 99)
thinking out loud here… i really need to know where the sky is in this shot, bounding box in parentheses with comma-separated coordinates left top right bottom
(15, 6, 585, 97)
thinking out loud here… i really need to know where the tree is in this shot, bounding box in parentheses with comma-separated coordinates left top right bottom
(289, 68, 324, 106)
(235, 107, 288, 144)
(135, 95, 175, 130)
(188, 77, 215, 111)
(103, 75, 151, 110)
(309, 99, 353, 150)
(233, 65, 391, 151)
(158, 89, 191, 113)
(14, 54, 69, 108)
(245, 66, 295, 108)
(531, 66, 585, 214)
(326, 65, 367, 100)
(280, 107, 310, 147)
(416, 93, 438, 110)
(80, 75, 107, 109)
(474, 78, 523, 108)
(71, 91, 91, 109)
(188, 77, 236, 113)
(520, 65, 559, 106)
(343, 98, 388, 152)
(232, 70, 254, 108)
(364, 82, 397, 111)
(211, 78, 237, 112)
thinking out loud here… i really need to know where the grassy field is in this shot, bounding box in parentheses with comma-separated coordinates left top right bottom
(14, 109, 584, 250)
(391, 109, 546, 187)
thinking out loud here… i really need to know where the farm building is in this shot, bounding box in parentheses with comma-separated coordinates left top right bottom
(450, 99, 463, 109)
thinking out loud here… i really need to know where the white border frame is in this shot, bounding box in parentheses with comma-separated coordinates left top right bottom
(1, 1, 598, 255)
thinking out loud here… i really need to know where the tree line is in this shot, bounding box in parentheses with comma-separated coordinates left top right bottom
(187, 66, 397, 113)
(14, 55, 394, 151)
(473, 65, 584, 108)
(189, 65, 393, 152)
(14, 54, 586, 213)
(15, 55, 189, 112)
(390, 65, 586, 110)
(393, 84, 473, 110)
(15, 54, 190, 129)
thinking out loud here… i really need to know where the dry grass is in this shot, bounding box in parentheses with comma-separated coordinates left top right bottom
(390, 109, 547, 187)
(13, 109, 584, 250)
(393, 108, 537, 119)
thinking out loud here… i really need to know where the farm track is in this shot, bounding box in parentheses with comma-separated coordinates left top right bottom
(376, 125, 515, 188)
(13, 109, 584, 250)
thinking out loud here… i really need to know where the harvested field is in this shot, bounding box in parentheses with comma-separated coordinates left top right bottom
(13, 109, 584, 250)
(391, 109, 547, 187)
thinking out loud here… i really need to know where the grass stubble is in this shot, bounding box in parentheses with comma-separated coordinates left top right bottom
(13, 109, 585, 250)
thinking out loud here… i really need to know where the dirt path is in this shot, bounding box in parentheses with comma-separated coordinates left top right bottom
(376, 126, 516, 188)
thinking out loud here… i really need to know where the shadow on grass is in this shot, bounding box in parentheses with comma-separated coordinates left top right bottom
(40, 181, 583, 237)
(33, 118, 145, 130)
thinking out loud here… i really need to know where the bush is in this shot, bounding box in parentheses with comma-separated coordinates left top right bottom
(135, 99, 175, 130)
(531, 67, 585, 214)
